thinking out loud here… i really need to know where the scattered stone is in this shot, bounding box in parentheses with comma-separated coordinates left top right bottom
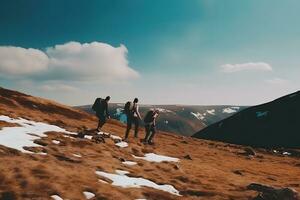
(183, 154, 192, 160)
(173, 164, 180, 170)
(181, 140, 188, 144)
(91, 135, 105, 143)
(242, 147, 256, 156)
(77, 131, 85, 139)
(83, 191, 95, 199)
(247, 183, 300, 200)
(233, 170, 244, 176)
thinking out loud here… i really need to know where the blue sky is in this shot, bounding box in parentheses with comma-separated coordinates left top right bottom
(0, 0, 299, 105)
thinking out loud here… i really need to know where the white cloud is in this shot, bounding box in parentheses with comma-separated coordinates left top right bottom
(220, 62, 272, 73)
(0, 46, 48, 76)
(0, 41, 139, 81)
(39, 83, 78, 92)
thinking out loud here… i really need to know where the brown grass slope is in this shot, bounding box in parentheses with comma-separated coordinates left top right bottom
(0, 87, 299, 200)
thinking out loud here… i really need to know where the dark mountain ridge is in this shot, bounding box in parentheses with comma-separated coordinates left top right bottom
(193, 91, 300, 148)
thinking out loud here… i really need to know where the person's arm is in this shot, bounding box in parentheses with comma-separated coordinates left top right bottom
(136, 105, 142, 120)
(153, 113, 159, 126)
(105, 102, 110, 118)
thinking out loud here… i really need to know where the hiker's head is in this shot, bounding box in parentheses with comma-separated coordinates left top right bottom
(105, 96, 111, 102)
(133, 98, 139, 103)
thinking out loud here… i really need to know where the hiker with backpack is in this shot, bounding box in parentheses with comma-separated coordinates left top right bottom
(123, 98, 142, 141)
(143, 109, 160, 145)
(92, 96, 111, 131)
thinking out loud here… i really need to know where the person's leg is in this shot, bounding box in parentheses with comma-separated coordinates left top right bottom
(148, 125, 156, 144)
(143, 125, 151, 142)
(124, 115, 132, 140)
(134, 117, 139, 138)
(97, 115, 106, 131)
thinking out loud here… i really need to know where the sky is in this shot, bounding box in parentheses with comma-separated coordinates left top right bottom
(0, 0, 299, 106)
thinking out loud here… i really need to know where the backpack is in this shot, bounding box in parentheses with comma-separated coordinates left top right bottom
(92, 98, 103, 112)
(144, 110, 155, 123)
(123, 101, 133, 115)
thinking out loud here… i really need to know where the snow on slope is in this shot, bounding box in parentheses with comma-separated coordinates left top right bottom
(0, 115, 76, 153)
(191, 112, 205, 120)
(133, 153, 179, 163)
(96, 170, 181, 196)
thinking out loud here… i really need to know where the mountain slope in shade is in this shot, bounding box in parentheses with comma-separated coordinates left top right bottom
(0, 87, 299, 200)
(76, 104, 247, 136)
(193, 91, 300, 148)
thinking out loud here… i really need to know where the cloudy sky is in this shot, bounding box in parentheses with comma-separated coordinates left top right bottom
(0, 0, 299, 106)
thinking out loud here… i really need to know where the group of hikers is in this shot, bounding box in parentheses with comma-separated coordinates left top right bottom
(92, 96, 160, 145)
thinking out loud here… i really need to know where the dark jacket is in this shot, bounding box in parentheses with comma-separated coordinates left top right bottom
(97, 100, 110, 117)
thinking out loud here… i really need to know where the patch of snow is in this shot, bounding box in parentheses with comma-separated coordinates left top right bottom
(117, 103, 124, 106)
(122, 161, 137, 166)
(98, 179, 109, 184)
(84, 135, 93, 140)
(206, 109, 215, 115)
(115, 108, 124, 116)
(51, 195, 63, 200)
(110, 134, 122, 140)
(152, 108, 174, 114)
(231, 106, 240, 109)
(95, 171, 181, 196)
(115, 141, 128, 148)
(256, 111, 268, 118)
(72, 153, 82, 158)
(83, 191, 95, 199)
(222, 108, 236, 114)
(191, 112, 205, 120)
(32, 104, 38, 108)
(133, 153, 179, 163)
(115, 170, 130, 175)
(52, 140, 60, 144)
(165, 120, 169, 124)
(283, 152, 291, 156)
(35, 152, 47, 155)
(0, 115, 76, 153)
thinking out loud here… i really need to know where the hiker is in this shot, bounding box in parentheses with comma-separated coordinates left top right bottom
(143, 109, 159, 145)
(92, 96, 111, 131)
(123, 98, 142, 141)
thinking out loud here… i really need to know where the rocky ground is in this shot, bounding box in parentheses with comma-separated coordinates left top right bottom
(0, 87, 299, 200)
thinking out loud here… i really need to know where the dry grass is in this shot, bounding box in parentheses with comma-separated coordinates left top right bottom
(0, 87, 299, 200)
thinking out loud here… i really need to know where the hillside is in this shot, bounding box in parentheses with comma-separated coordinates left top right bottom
(0, 87, 299, 200)
(193, 91, 300, 148)
(76, 104, 247, 136)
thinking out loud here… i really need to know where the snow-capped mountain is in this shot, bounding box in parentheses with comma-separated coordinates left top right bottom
(76, 104, 247, 136)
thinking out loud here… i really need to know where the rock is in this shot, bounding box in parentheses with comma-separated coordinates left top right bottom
(91, 135, 105, 144)
(247, 183, 300, 200)
(77, 131, 85, 138)
(233, 170, 244, 176)
(183, 154, 192, 160)
(243, 147, 256, 156)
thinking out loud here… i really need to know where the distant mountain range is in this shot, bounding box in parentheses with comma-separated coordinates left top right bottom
(193, 91, 300, 148)
(76, 104, 247, 136)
